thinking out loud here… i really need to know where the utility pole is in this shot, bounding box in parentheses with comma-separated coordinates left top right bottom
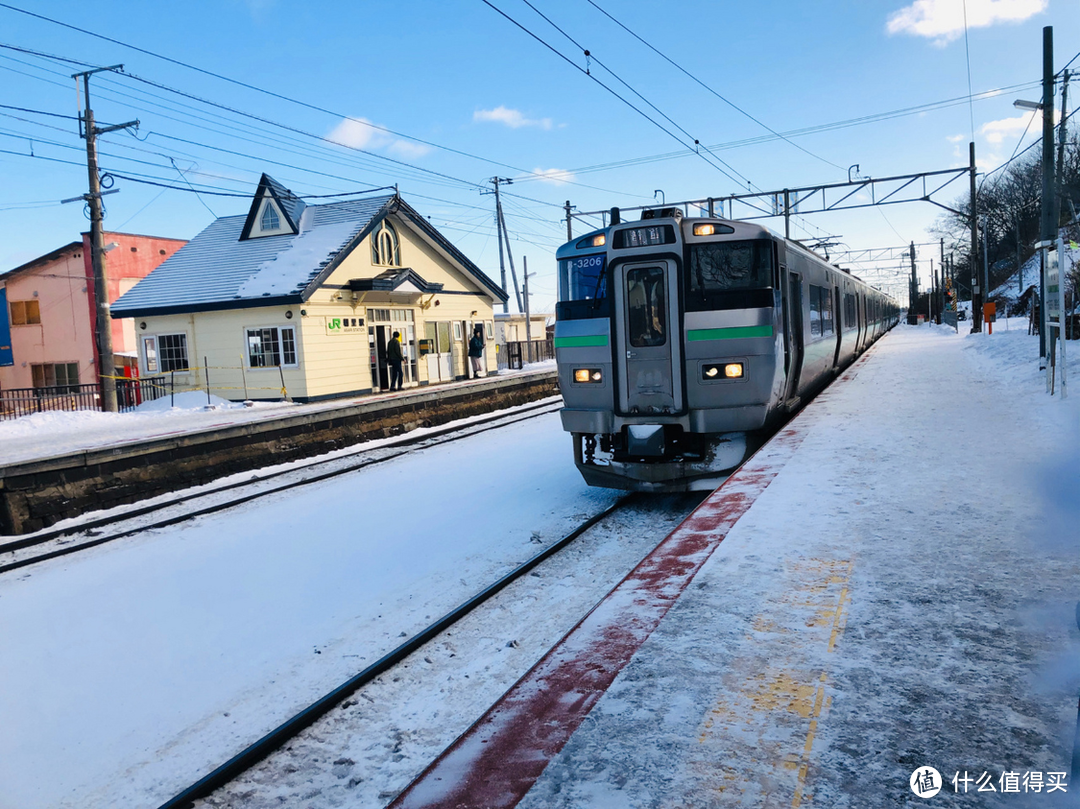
(564, 200, 573, 241)
(970, 142, 982, 333)
(523, 256, 533, 364)
(908, 242, 919, 324)
(74, 65, 138, 413)
(490, 178, 523, 313)
(1038, 25, 1056, 359)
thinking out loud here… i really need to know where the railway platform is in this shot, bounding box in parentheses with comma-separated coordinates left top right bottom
(0, 366, 557, 534)
(392, 325, 1080, 808)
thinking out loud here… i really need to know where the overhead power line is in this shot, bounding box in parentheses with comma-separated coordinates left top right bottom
(0, 12, 642, 198)
(582, 0, 845, 173)
(481, 0, 751, 189)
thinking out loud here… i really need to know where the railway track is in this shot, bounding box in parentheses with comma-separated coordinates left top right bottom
(0, 399, 563, 575)
(158, 492, 652, 809)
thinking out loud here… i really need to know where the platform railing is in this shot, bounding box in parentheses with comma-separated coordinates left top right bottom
(499, 339, 554, 370)
(0, 383, 102, 421)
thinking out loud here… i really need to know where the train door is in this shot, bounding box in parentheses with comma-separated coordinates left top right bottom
(613, 260, 682, 414)
(833, 287, 843, 368)
(784, 272, 804, 403)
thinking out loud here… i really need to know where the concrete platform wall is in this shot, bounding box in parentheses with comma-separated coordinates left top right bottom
(0, 372, 558, 535)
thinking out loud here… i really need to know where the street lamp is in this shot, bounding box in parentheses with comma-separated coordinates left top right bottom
(1012, 99, 1043, 111)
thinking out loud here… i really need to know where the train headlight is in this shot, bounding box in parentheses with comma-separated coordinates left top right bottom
(591, 234, 606, 247)
(574, 368, 603, 383)
(701, 362, 745, 380)
(693, 223, 716, 237)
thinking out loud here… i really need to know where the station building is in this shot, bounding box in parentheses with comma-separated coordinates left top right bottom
(111, 176, 508, 402)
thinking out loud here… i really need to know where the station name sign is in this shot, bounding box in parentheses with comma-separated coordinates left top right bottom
(325, 316, 365, 335)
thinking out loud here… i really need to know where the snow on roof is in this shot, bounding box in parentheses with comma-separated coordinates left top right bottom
(111, 195, 393, 317)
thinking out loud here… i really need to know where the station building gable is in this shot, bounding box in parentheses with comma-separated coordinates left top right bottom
(112, 175, 508, 402)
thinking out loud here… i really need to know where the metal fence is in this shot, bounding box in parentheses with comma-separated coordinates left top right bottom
(0, 383, 102, 421)
(0, 376, 176, 421)
(499, 338, 555, 370)
(116, 375, 172, 411)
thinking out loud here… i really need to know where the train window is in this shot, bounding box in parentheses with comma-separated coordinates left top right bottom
(626, 266, 667, 348)
(844, 294, 857, 331)
(687, 240, 772, 304)
(562, 255, 607, 301)
(809, 285, 834, 337)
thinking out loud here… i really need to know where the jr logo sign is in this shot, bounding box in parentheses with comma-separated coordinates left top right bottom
(325, 316, 364, 335)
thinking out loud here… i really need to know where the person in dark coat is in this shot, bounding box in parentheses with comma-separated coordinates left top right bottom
(468, 325, 484, 377)
(387, 331, 404, 391)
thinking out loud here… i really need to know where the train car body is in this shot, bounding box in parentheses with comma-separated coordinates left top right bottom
(555, 209, 898, 492)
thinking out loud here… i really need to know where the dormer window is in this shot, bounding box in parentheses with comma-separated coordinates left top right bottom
(261, 203, 280, 231)
(373, 220, 400, 266)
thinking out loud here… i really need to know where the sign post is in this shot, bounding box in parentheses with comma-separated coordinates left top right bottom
(1043, 239, 1067, 397)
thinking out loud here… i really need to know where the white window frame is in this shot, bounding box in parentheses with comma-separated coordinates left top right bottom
(372, 219, 400, 267)
(245, 325, 299, 369)
(143, 333, 189, 374)
(255, 197, 290, 237)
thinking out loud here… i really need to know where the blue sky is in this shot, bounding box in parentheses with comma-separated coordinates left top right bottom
(1, 0, 1076, 310)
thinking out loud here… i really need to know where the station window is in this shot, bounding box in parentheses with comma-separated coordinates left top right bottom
(247, 326, 298, 368)
(31, 362, 78, 389)
(9, 299, 41, 325)
(260, 203, 280, 232)
(372, 220, 400, 267)
(143, 333, 189, 373)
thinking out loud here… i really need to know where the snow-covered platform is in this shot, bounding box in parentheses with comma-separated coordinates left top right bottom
(392, 324, 1080, 808)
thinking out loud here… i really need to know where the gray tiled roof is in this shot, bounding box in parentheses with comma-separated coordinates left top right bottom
(111, 195, 394, 317)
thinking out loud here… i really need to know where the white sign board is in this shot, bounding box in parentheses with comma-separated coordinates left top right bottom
(1044, 246, 1060, 321)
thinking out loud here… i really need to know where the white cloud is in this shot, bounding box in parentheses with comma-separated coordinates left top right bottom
(980, 115, 1031, 144)
(529, 168, 575, 185)
(947, 133, 966, 144)
(474, 106, 553, 130)
(388, 140, 432, 159)
(328, 118, 388, 149)
(327, 117, 430, 159)
(887, 0, 1047, 45)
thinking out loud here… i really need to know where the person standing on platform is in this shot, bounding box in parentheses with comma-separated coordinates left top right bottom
(387, 331, 404, 391)
(468, 325, 485, 378)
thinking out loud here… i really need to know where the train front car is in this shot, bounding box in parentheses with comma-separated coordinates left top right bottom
(555, 210, 786, 492)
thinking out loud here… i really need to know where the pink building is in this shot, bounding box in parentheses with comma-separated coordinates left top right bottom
(0, 232, 186, 391)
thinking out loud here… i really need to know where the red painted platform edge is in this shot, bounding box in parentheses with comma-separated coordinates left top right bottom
(386, 343, 883, 809)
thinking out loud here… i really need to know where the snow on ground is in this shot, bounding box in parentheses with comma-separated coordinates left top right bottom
(1, 331, 1076, 808)
(0, 408, 614, 809)
(517, 323, 1080, 807)
(0, 363, 556, 468)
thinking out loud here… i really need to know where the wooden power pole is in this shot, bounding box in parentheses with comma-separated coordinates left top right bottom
(72, 65, 138, 412)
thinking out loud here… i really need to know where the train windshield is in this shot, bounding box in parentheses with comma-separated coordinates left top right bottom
(562, 254, 607, 300)
(687, 240, 773, 300)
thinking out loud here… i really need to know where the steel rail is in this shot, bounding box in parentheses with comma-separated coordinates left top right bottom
(156, 493, 636, 809)
(0, 400, 563, 575)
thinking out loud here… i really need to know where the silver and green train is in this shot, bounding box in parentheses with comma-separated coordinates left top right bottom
(555, 207, 899, 491)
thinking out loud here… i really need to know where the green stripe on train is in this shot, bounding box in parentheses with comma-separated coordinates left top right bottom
(686, 325, 773, 341)
(554, 335, 609, 348)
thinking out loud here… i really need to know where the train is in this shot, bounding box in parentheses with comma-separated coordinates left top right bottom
(554, 207, 899, 492)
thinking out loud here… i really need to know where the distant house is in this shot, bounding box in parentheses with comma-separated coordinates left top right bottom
(111, 175, 509, 402)
(0, 232, 186, 392)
